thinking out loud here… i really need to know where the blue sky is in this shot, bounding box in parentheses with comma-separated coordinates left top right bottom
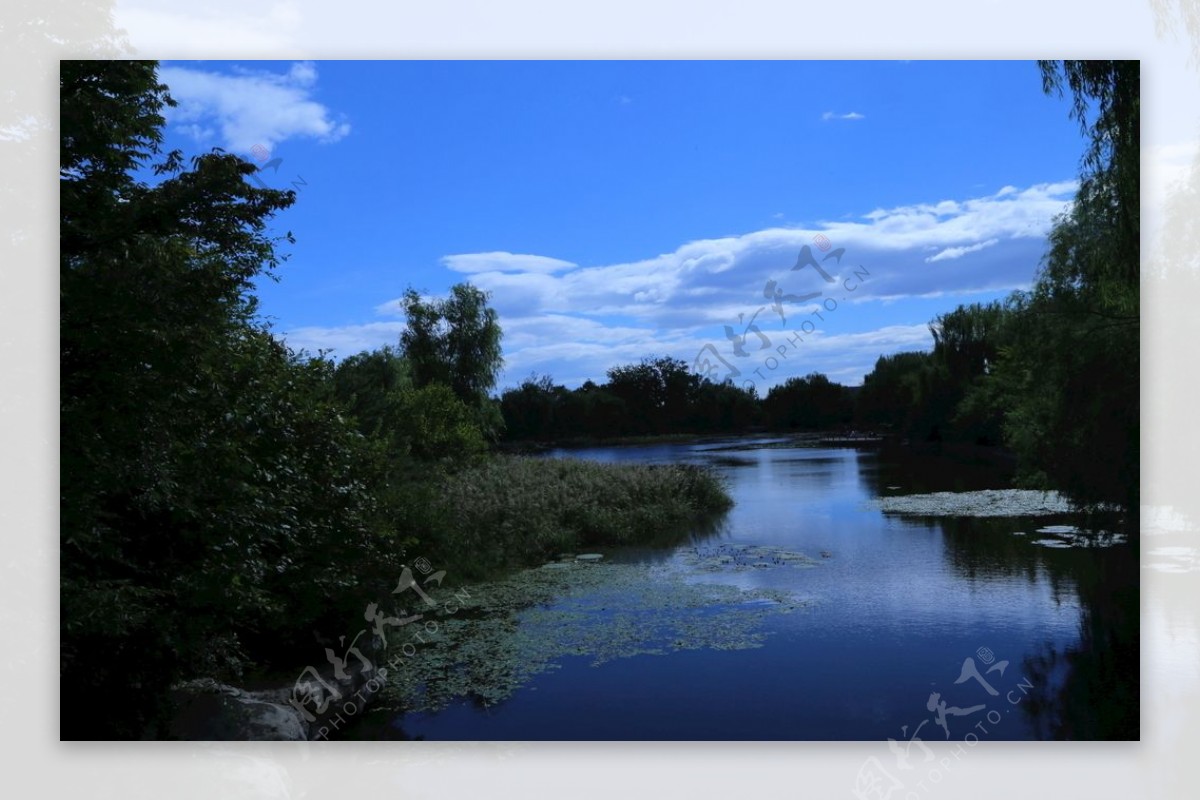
(155, 60, 1086, 394)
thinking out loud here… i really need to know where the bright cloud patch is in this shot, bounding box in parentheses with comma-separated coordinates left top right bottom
(822, 111, 865, 121)
(441, 252, 578, 274)
(925, 238, 1000, 263)
(283, 322, 405, 357)
(159, 61, 350, 153)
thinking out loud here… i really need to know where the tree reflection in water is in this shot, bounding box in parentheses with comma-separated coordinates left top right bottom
(1020, 540, 1139, 739)
(936, 513, 1139, 739)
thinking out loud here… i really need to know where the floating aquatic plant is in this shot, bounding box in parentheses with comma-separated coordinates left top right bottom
(869, 489, 1073, 517)
(376, 559, 809, 713)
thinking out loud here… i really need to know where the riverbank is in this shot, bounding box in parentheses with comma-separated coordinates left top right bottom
(166, 453, 734, 739)
(495, 428, 890, 454)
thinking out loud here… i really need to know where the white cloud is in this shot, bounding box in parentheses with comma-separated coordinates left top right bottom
(925, 238, 1000, 263)
(440, 252, 577, 274)
(280, 322, 405, 358)
(437, 181, 1074, 326)
(822, 111, 865, 122)
(287, 61, 317, 87)
(286, 181, 1075, 392)
(159, 61, 349, 153)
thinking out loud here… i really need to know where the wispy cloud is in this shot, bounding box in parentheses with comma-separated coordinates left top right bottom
(159, 61, 349, 153)
(822, 111, 865, 122)
(441, 252, 578, 275)
(925, 238, 1000, 263)
(282, 322, 405, 357)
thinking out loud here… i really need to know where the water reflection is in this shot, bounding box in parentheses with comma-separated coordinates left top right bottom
(378, 438, 1137, 740)
(1020, 546, 1140, 739)
(857, 442, 1017, 497)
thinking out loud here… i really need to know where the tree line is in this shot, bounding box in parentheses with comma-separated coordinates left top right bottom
(497, 362, 859, 440)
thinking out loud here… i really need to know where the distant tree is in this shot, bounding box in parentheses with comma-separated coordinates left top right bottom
(399, 284, 504, 404)
(856, 352, 936, 435)
(692, 379, 760, 432)
(398, 283, 505, 440)
(931, 302, 1010, 384)
(500, 373, 562, 441)
(606, 356, 700, 434)
(764, 372, 852, 430)
(929, 302, 1013, 445)
(569, 382, 629, 438)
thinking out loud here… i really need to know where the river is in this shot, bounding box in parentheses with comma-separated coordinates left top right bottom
(361, 435, 1138, 740)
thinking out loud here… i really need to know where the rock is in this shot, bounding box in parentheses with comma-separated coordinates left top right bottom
(168, 679, 306, 741)
(576, 553, 604, 562)
(169, 632, 387, 740)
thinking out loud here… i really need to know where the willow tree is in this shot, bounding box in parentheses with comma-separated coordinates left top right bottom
(995, 61, 1140, 514)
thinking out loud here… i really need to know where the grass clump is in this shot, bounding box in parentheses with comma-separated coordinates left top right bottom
(423, 456, 733, 576)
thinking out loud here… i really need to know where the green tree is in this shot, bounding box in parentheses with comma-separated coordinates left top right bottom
(856, 351, 943, 439)
(605, 356, 700, 435)
(332, 345, 413, 441)
(931, 302, 1010, 384)
(399, 284, 504, 403)
(60, 61, 404, 738)
(500, 373, 563, 441)
(691, 379, 759, 433)
(398, 283, 505, 440)
(764, 372, 852, 430)
(929, 301, 1014, 445)
(567, 381, 629, 438)
(989, 61, 1139, 513)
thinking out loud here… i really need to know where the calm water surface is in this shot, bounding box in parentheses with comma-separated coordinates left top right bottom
(379, 436, 1137, 740)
